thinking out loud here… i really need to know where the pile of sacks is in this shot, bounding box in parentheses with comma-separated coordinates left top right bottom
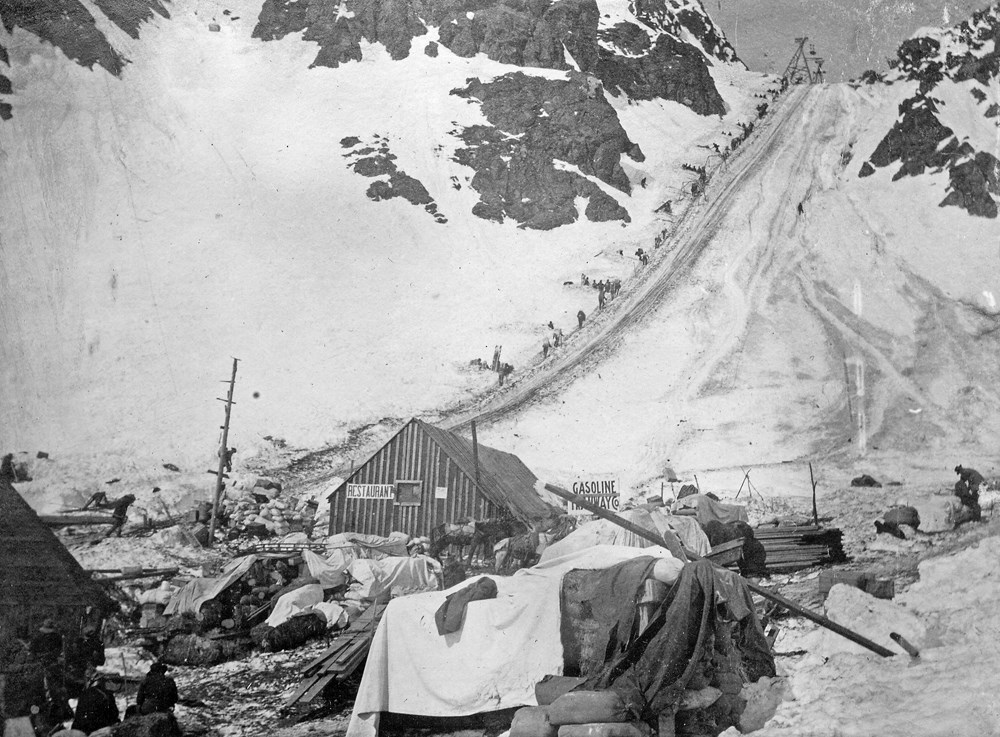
(222, 475, 315, 535)
(511, 690, 650, 737)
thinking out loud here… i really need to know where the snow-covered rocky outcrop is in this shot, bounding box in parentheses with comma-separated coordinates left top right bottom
(858, 3, 1000, 217)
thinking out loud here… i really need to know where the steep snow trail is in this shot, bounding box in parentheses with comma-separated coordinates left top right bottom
(440, 85, 817, 431)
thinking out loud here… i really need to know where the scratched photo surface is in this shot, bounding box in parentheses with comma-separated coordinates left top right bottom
(1, 0, 998, 735)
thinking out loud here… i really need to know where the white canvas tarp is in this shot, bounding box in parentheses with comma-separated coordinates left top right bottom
(266, 583, 326, 627)
(302, 548, 352, 588)
(648, 510, 711, 556)
(327, 531, 410, 559)
(672, 494, 749, 527)
(163, 556, 257, 616)
(346, 545, 683, 737)
(347, 555, 442, 599)
(539, 508, 691, 563)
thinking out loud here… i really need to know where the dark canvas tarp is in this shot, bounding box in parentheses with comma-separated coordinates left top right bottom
(561, 557, 660, 677)
(582, 560, 775, 719)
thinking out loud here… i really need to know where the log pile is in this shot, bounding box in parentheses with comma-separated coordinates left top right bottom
(285, 602, 388, 707)
(755, 525, 848, 572)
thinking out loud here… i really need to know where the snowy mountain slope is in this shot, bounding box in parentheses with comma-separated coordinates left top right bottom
(0, 0, 771, 495)
(857, 4, 1000, 217)
(465, 77, 1000, 498)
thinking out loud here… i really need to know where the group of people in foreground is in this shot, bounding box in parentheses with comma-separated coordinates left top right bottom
(1, 616, 178, 737)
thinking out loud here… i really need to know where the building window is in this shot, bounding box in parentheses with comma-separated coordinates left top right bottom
(395, 480, 422, 506)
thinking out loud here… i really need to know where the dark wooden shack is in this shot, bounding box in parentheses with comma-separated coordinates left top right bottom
(327, 419, 555, 537)
(0, 479, 114, 638)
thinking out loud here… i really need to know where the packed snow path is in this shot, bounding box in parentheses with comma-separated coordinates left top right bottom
(441, 85, 818, 432)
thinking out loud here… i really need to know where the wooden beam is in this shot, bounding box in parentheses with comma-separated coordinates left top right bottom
(40, 514, 114, 527)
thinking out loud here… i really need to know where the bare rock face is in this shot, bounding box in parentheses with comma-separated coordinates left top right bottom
(253, 0, 730, 116)
(859, 6, 1000, 218)
(93, 0, 171, 39)
(249, 0, 731, 225)
(0, 0, 127, 75)
(452, 72, 640, 228)
(341, 136, 448, 223)
(594, 31, 725, 113)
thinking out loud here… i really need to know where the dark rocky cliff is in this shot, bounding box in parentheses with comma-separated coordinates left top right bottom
(0, 0, 740, 229)
(858, 4, 1000, 218)
(253, 0, 733, 227)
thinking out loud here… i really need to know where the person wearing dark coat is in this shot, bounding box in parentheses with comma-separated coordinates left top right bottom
(953, 465, 985, 523)
(106, 494, 136, 537)
(72, 676, 121, 734)
(577, 310, 586, 328)
(136, 662, 178, 714)
(29, 619, 63, 665)
(0, 452, 16, 482)
(65, 625, 106, 696)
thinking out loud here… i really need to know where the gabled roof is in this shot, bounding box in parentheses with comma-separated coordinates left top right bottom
(332, 418, 557, 524)
(415, 420, 555, 523)
(0, 479, 112, 609)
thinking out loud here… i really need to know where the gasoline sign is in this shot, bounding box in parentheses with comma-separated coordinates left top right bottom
(567, 477, 621, 513)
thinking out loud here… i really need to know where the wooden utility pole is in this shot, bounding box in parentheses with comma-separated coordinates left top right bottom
(543, 483, 895, 658)
(471, 420, 482, 488)
(809, 462, 819, 526)
(208, 358, 239, 547)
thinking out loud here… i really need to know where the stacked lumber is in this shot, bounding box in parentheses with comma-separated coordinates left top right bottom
(285, 603, 387, 707)
(233, 541, 328, 556)
(754, 525, 848, 572)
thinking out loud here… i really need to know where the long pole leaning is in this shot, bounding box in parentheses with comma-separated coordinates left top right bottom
(208, 358, 239, 547)
(543, 483, 895, 658)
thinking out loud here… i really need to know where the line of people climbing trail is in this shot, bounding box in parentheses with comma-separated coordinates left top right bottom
(478, 238, 666, 386)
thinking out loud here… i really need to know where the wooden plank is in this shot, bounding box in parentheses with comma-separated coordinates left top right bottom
(302, 640, 355, 675)
(285, 672, 329, 707)
(300, 672, 337, 703)
(329, 646, 369, 676)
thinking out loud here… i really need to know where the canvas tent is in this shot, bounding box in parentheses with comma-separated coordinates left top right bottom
(347, 547, 774, 737)
(539, 508, 711, 562)
(0, 479, 114, 637)
(346, 545, 686, 737)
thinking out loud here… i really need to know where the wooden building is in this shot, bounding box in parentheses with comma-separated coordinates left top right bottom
(328, 419, 556, 537)
(0, 479, 114, 638)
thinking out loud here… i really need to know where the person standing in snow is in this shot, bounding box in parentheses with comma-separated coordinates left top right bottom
(136, 662, 178, 715)
(553, 329, 563, 348)
(953, 465, 985, 523)
(1, 453, 16, 482)
(64, 625, 105, 696)
(598, 286, 606, 310)
(577, 310, 586, 328)
(542, 336, 551, 359)
(72, 675, 121, 734)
